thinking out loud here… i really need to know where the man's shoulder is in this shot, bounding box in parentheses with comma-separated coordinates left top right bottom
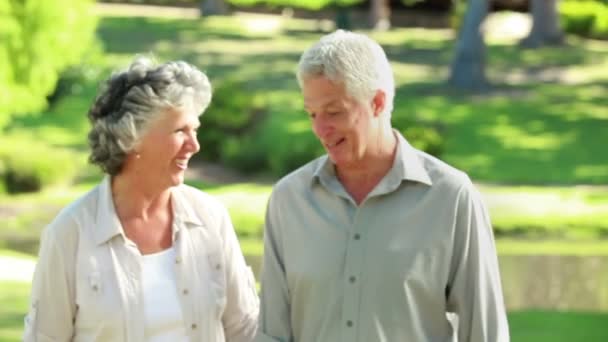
(272, 155, 325, 196)
(415, 149, 473, 192)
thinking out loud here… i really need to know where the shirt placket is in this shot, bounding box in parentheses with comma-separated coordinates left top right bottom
(173, 220, 205, 341)
(109, 239, 144, 342)
(341, 205, 368, 342)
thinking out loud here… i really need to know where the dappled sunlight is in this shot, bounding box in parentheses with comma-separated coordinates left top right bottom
(239, 15, 282, 34)
(484, 12, 531, 44)
(575, 165, 608, 179)
(391, 62, 445, 86)
(482, 122, 571, 150)
(286, 119, 310, 134)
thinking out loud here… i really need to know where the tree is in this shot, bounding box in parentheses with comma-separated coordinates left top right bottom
(448, 0, 489, 90)
(520, 0, 564, 48)
(200, 0, 230, 16)
(370, 0, 391, 31)
(228, 0, 362, 28)
(0, 0, 97, 128)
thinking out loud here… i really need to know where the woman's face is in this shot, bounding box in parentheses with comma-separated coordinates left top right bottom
(132, 107, 200, 189)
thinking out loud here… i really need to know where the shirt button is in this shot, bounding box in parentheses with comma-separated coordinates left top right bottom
(191, 323, 197, 330)
(183, 289, 189, 295)
(354, 233, 361, 240)
(349, 276, 356, 283)
(215, 263, 221, 270)
(346, 320, 353, 327)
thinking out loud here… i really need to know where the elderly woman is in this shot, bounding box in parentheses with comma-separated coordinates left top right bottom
(24, 56, 258, 341)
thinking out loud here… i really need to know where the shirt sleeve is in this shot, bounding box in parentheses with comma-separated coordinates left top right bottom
(255, 190, 292, 342)
(220, 204, 260, 342)
(446, 180, 510, 342)
(24, 222, 77, 342)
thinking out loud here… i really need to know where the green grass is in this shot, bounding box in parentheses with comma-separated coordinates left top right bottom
(509, 310, 608, 341)
(0, 281, 30, 342)
(1, 277, 607, 342)
(2, 180, 608, 255)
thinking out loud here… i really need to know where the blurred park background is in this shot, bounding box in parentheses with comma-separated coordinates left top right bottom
(1, 0, 608, 340)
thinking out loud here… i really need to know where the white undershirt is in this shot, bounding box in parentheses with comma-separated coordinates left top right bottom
(141, 247, 190, 342)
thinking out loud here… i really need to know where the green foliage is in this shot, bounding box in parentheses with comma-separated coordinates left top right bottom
(0, 0, 97, 129)
(560, 1, 608, 39)
(0, 136, 81, 194)
(449, 0, 467, 31)
(227, 0, 362, 10)
(197, 79, 269, 171)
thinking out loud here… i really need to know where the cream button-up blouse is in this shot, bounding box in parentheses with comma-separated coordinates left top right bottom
(24, 176, 258, 342)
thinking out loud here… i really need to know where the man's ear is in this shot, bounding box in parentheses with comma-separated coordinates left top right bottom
(371, 89, 386, 117)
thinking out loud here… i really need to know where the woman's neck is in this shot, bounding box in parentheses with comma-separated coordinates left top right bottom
(111, 172, 172, 221)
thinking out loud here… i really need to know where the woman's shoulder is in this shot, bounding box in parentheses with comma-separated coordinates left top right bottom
(45, 184, 102, 238)
(175, 183, 224, 208)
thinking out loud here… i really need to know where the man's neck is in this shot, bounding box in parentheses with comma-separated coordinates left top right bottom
(336, 129, 398, 205)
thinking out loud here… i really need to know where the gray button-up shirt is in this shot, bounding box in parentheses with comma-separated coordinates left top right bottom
(256, 132, 509, 342)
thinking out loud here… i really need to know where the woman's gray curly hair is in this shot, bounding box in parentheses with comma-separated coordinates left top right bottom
(87, 56, 211, 175)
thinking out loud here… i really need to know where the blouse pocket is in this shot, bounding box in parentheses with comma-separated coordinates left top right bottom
(75, 269, 121, 329)
(208, 254, 228, 319)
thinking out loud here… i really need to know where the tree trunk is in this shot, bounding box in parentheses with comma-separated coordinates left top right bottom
(370, 0, 391, 31)
(520, 0, 564, 48)
(200, 0, 229, 16)
(448, 0, 489, 90)
(335, 6, 351, 30)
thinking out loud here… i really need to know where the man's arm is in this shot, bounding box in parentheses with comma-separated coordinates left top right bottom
(255, 191, 293, 342)
(446, 180, 510, 342)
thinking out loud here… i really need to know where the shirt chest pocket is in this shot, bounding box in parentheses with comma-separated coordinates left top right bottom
(206, 248, 228, 320)
(75, 268, 123, 329)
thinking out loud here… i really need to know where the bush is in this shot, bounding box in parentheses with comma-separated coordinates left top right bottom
(560, 1, 608, 39)
(0, 137, 81, 194)
(197, 79, 268, 167)
(198, 83, 445, 178)
(0, 0, 97, 129)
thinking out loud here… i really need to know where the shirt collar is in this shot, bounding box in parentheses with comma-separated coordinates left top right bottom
(394, 130, 433, 186)
(311, 130, 432, 194)
(93, 175, 124, 245)
(93, 176, 204, 246)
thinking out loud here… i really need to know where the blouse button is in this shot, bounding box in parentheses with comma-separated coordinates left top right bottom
(215, 263, 221, 270)
(183, 289, 189, 295)
(175, 256, 182, 264)
(191, 323, 197, 330)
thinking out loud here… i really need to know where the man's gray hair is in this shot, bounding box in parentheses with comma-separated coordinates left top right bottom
(87, 56, 211, 175)
(297, 30, 395, 117)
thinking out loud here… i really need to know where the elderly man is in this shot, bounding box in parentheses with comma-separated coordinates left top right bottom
(256, 30, 509, 342)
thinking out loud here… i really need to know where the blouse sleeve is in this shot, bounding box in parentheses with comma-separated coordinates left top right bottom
(24, 218, 78, 342)
(219, 205, 259, 342)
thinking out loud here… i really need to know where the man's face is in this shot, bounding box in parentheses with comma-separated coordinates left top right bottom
(302, 76, 378, 169)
